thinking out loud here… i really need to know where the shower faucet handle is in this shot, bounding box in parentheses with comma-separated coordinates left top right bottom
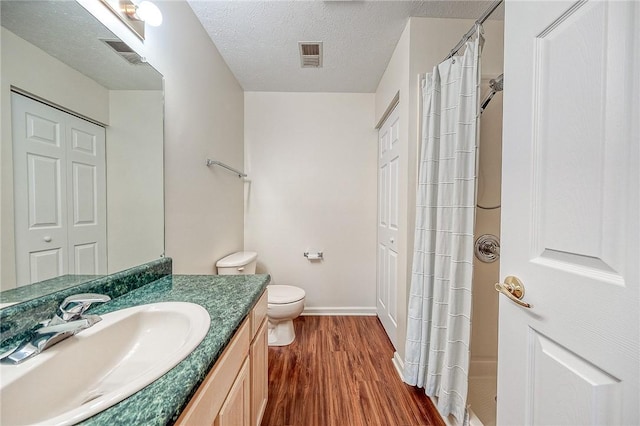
(475, 234, 500, 263)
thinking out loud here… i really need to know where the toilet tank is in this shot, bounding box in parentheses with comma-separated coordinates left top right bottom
(216, 251, 258, 275)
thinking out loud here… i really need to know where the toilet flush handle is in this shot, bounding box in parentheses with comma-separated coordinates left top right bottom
(237, 267, 245, 272)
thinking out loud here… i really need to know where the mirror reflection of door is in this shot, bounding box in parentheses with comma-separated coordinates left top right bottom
(12, 92, 107, 286)
(1, 0, 164, 297)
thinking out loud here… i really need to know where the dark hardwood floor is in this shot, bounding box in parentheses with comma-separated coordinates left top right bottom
(261, 316, 445, 426)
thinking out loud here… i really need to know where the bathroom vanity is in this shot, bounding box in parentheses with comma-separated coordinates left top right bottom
(176, 290, 268, 426)
(0, 258, 270, 425)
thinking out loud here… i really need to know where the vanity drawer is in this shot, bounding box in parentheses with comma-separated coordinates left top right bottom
(251, 290, 268, 336)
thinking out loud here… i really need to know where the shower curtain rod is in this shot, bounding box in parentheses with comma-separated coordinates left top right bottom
(443, 0, 504, 61)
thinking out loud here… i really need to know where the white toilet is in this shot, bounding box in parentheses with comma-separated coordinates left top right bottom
(216, 251, 306, 346)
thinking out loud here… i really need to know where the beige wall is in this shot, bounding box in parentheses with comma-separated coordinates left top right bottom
(107, 91, 164, 273)
(375, 17, 504, 363)
(244, 92, 377, 313)
(80, 0, 246, 274)
(0, 27, 110, 290)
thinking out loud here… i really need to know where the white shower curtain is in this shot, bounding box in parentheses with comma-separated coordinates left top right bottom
(403, 27, 483, 424)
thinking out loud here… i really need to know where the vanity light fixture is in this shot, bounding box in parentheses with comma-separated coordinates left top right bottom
(123, 1, 163, 27)
(100, 0, 163, 40)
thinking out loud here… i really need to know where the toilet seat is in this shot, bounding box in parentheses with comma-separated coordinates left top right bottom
(268, 285, 305, 304)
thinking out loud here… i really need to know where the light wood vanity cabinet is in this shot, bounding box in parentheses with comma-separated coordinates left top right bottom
(176, 291, 268, 426)
(215, 358, 250, 426)
(250, 317, 268, 426)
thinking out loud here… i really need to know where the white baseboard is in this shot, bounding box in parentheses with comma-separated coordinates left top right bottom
(301, 306, 377, 316)
(392, 351, 404, 380)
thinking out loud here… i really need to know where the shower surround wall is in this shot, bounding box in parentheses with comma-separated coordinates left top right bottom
(467, 81, 503, 426)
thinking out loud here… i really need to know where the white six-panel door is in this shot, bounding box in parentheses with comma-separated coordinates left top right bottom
(12, 93, 107, 286)
(12, 94, 68, 284)
(498, 1, 639, 424)
(377, 105, 400, 348)
(66, 116, 107, 276)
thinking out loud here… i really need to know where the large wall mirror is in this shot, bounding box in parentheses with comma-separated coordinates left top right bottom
(0, 1, 164, 305)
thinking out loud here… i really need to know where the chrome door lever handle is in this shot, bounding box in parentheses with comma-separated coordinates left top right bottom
(495, 276, 532, 308)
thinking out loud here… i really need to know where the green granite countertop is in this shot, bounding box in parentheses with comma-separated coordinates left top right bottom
(0, 274, 105, 307)
(78, 273, 270, 425)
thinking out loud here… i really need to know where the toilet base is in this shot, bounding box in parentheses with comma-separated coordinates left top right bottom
(268, 318, 296, 346)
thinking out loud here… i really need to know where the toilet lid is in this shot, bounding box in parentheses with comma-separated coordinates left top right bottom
(268, 285, 305, 304)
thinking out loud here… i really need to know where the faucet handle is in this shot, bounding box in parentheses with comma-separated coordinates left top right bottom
(57, 293, 111, 321)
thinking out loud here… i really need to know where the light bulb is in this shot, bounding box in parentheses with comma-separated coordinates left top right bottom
(136, 1, 162, 27)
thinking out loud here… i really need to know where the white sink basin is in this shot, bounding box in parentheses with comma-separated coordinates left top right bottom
(0, 302, 210, 426)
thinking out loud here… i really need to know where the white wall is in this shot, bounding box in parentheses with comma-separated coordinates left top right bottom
(146, 2, 245, 273)
(0, 27, 110, 290)
(244, 92, 377, 313)
(79, 0, 246, 274)
(375, 17, 504, 362)
(107, 90, 164, 273)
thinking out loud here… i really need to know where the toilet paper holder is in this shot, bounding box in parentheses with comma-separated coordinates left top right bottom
(304, 251, 323, 260)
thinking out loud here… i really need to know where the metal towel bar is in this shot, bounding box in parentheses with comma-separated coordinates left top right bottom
(206, 159, 247, 178)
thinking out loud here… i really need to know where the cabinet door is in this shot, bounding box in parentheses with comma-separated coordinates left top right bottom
(176, 320, 250, 426)
(216, 357, 250, 426)
(251, 319, 268, 426)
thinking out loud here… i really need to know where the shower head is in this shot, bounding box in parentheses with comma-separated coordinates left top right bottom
(489, 74, 504, 92)
(481, 73, 504, 113)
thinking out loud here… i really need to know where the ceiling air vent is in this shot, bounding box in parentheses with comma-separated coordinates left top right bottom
(299, 42, 323, 68)
(101, 39, 146, 65)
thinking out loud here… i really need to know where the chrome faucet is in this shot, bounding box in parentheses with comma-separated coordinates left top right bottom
(0, 293, 111, 365)
(48, 293, 112, 325)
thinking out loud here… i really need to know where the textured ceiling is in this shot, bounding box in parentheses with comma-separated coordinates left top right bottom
(188, 0, 503, 93)
(1, 0, 162, 90)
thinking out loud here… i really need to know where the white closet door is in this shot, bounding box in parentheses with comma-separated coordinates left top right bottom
(498, 1, 639, 424)
(12, 93, 69, 285)
(12, 93, 107, 284)
(377, 105, 400, 348)
(66, 115, 107, 275)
